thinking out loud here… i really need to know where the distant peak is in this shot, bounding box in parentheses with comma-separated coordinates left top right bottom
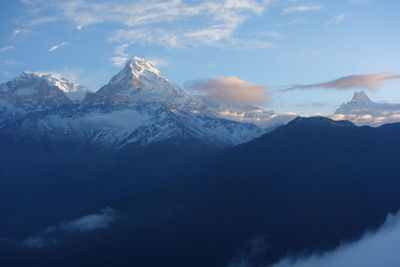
(288, 116, 355, 127)
(351, 91, 371, 103)
(11, 71, 89, 102)
(18, 71, 66, 81)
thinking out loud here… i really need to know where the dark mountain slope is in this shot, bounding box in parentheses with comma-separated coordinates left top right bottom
(72, 117, 400, 267)
(2, 117, 400, 267)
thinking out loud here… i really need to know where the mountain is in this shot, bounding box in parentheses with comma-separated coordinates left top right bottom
(0, 72, 91, 125)
(83, 57, 290, 129)
(0, 57, 263, 147)
(84, 57, 192, 106)
(1, 102, 261, 147)
(32, 72, 91, 102)
(2, 116, 400, 267)
(335, 91, 400, 125)
(0, 72, 73, 125)
(85, 117, 400, 267)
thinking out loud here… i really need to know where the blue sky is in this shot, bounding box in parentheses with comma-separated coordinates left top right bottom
(0, 0, 399, 115)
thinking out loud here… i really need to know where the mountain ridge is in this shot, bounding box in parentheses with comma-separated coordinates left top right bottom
(0, 57, 264, 147)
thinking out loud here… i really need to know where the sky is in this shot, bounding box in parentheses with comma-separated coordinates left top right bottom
(0, 0, 399, 115)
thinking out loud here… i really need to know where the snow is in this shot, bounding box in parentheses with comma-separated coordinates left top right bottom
(334, 91, 400, 126)
(0, 56, 266, 147)
(28, 72, 91, 102)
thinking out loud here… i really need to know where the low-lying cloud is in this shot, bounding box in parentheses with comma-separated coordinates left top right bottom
(45, 207, 116, 233)
(23, 207, 117, 248)
(272, 211, 400, 267)
(228, 211, 400, 267)
(185, 77, 269, 105)
(284, 72, 400, 92)
(329, 112, 400, 126)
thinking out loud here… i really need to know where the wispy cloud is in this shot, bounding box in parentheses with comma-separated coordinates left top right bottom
(48, 41, 67, 52)
(23, 208, 117, 248)
(110, 44, 129, 67)
(270, 18, 308, 28)
(283, 73, 400, 92)
(348, 0, 370, 4)
(280, 102, 334, 109)
(29, 16, 59, 25)
(185, 77, 269, 105)
(326, 14, 346, 25)
(262, 31, 286, 39)
(283, 5, 322, 14)
(21, 0, 271, 49)
(0, 46, 15, 52)
(12, 28, 30, 37)
(147, 57, 168, 67)
(45, 207, 116, 233)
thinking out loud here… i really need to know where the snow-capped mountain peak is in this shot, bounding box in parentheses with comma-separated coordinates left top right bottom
(334, 91, 400, 126)
(335, 91, 374, 114)
(109, 56, 175, 93)
(129, 56, 162, 78)
(0, 72, 75, 124)
(109, 57, 164, 87)
(350, 91, 371, 104)
(21, 72, 91, 102)
(84, 56, 188, 105)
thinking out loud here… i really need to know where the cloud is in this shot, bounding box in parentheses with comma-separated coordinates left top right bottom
(330, 111, 400, 126)
(48, 41, 67, 52)
(272, 211, 400, 267)
(21, 0, 271, 49)
(23, 208, 117, 248)
(228, 236, 269, 267)
(185, 77, 269, 105)
(110, 44, 129, 66)
(12, 29, 31, 37)
(23, 237, 58, 248)
(147, 57, 168, 67)
(262, 31, 286, 39)
(45, 207, 116, 233)
(0, 46, 15, 52)
(348, 0, 370, 4)
(284, 72, 400, 92)
(280, 102, 334, 109)
(283, 5, 322, 14)
(270, 18, 308, 28)
(29, 16, 59, 25)
(326, 13, 346, 25)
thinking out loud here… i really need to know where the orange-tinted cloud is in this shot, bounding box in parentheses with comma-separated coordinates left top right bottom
(284, 72, 400, 92)
(185, 77, 269, 105)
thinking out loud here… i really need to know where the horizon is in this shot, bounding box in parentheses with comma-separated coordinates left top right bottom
(1, 0, 400, 116)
